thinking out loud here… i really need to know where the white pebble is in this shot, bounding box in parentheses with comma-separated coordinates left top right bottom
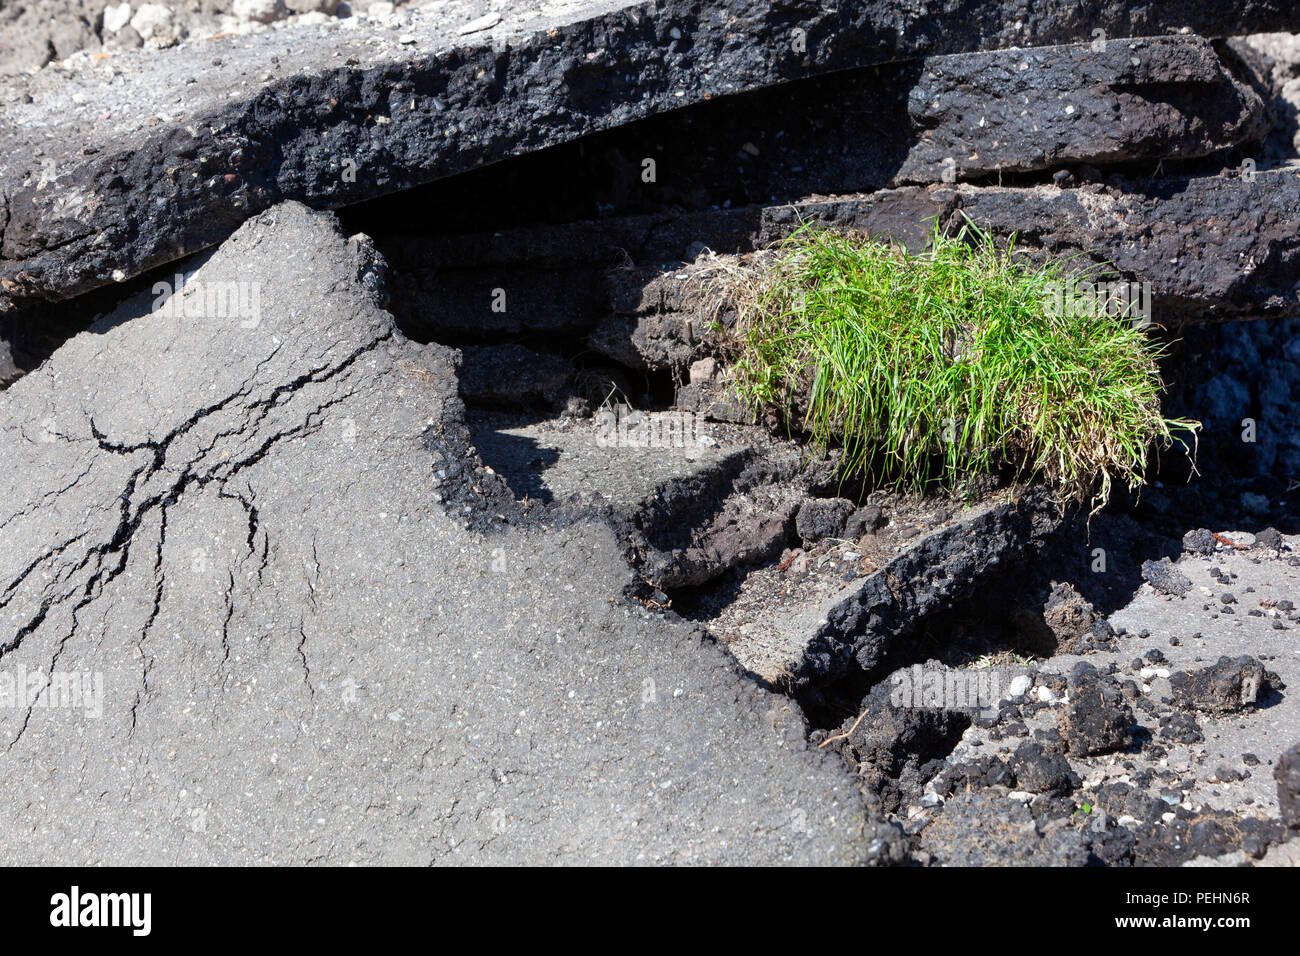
(457, 12, 501, 35)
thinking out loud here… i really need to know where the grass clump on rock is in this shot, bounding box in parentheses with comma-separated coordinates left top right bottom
(728, 221, 1197, 511)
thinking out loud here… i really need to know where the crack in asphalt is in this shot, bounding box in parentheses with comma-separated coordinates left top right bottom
(1, 330, 391, 747)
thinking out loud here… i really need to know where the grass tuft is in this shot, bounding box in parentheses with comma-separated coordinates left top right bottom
(726, 220, 1197, 511)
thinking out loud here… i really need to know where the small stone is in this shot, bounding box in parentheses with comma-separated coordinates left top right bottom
(688, 357, 718, 386)
(1256, 527, 1283, 551)
(1182, 528, 1215, 555)
(129, 2, 173, 39)
(103, 2, 133, 33)
(1169, 656, 1275, 714)
(233, 0, 288, 24)
(794, 498, 855, 547)
(1276, 744, 1300, 830)
(843, 505, 885, 539)
(1061, 662, 1136, 756)
(457, 12, 502, 35)
(1141, 558, 1192, 596)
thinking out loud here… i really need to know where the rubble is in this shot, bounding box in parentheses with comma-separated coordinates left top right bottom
(1061, 662, 1137, 756)
(1277, 744, 1300, 829)
(1169, 655, 1278, 714)
(3, 2, 1295, 316)
(3, 0, 1300, 871)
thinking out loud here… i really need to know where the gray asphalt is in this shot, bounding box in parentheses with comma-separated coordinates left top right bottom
(0, 202, 882, 864)
(948, 535, 1300, 821)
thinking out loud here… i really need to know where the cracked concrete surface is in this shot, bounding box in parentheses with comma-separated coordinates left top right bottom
(0, 202, 882, 864)
(4, 1, 1299, 871)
